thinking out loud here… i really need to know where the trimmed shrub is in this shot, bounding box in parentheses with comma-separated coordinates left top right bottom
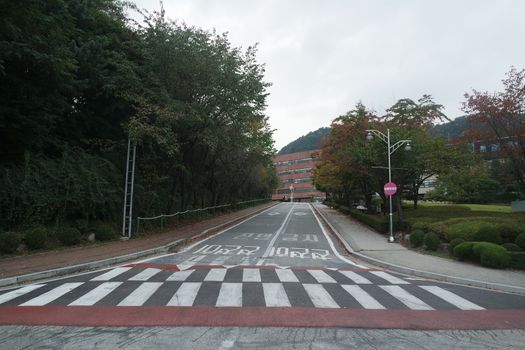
(448, 238, 465, 254)
(427, 222, 448, 241)
(94, 224, 118, 242)
(411, 221, 431, 233)
(410, 230, 425, 247)
(478, 244, 511, 269)
(502, 243, 523, 252)
(447, 222, 493, 242)
(424, 232, 440, 251)
(56, 227, 81, 246)
(453, 242, 476, 261)
(0, 232, 21, 254)
(472, 242, 495, 260)
(348, 210, 389, 233)
(510, 252, 525, 269)
(516, 233, 525, 250)
(498, 223, 524, 243)
(25, 227, 47, 250)
(472, 224, 502, 244)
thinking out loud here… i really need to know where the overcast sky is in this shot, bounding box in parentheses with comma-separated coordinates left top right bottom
(133, 0, 525, 150)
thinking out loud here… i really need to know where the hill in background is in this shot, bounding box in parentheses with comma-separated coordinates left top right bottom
(278, 127, 331, 155)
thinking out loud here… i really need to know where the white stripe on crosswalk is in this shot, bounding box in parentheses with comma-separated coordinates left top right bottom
(307, 270, 336, 283)
(341, 285, 385, 309)
(91, 267, 132, 281)
(167, 282, 202, 306)
(339, 271, 372, 284)
(20, 283, 83, 306)
(216, 283, 242, 307)
(380, 285, 433, 310)
(420, 286, 485, 310)
(243, 268, 261, 282)
(118, 282, 162, 306)
(166, 270, 194, 281)
(0, 285, 45, 305)
(204, 268, 227, 282)
(69, 282, 122, 306)
(263, 283, 291, 307)
(275, 269, 299, 282)
(370, 271, 409, 284)
(129, 268, 161, 281)
(303, 284, 339, 308)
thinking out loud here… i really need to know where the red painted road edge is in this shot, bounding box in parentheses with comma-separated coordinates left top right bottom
(1, 306, 524, 330)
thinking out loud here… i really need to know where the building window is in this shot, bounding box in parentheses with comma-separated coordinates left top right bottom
(491, 144, 500, 152)
(479, 145, 486, 153)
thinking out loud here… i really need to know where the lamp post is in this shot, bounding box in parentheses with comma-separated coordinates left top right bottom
(366, 129, 411, 243)
(289, 184, 294, 203)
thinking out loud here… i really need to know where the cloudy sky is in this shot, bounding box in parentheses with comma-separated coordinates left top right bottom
(133, 0, 525, 150)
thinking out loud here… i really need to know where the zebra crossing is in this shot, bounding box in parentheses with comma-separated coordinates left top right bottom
(0, 266, 486, 311)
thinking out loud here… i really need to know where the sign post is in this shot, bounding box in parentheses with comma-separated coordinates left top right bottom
(384, 182, 397, 243)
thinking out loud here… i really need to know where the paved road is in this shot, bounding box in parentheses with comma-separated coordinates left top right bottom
(1, 203, 524, 348)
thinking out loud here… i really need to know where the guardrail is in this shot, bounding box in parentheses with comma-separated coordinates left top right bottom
(135, 198, 270, 235)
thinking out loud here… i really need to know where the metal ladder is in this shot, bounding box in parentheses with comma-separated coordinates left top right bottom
(122, 137, 137, 238)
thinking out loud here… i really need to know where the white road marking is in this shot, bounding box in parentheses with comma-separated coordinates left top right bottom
(261, 205, 295, 258)
(216, 283, 243, 307)
(118, 282, 162, 306)
(167, 282, 202, 306)
(303, 284, 339, 308)
(91, 267, 132, 281)
(275, 269, 299, 283)
(129, 268, 162, 281)
(263, 283, 291, 307)
(242, 268, 261, 282)
(341, 285, 385, 309)
(370, 271, 409, 285)
(166, 270, 194, 281)
(0, 285, 45, 305)
(420, 286, 485, 310)
(380, 285, 434, 310)
(339, 271, 372, 284)
(69, 282, 122, 306)
(20, 283, 83, 306)
(204, 269, 227, 282)
(307, 270, 337, 283)
(308, 204, 364, 267)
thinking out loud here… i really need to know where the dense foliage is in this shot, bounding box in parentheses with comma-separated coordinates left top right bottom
(0, 1, 276, 233)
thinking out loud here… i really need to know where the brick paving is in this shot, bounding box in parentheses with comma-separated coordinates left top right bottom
(0, 203, 275, 279)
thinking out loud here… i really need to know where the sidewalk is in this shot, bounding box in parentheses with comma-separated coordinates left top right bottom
(315, 204, 525, 295)
(0, 202, 276, 287)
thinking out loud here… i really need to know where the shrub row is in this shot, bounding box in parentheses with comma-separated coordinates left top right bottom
(453, 241, 511, 269)
(0, 223, 119, 255)
(409, 230, 439, 251)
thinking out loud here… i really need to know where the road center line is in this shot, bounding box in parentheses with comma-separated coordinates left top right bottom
(260, 204, 295, 260)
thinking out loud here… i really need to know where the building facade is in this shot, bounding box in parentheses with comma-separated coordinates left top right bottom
(271, 150, 325, 201)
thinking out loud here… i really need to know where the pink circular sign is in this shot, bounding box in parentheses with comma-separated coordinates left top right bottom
(384, 182, 397, 196)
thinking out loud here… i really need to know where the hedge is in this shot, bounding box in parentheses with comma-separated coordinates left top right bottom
(410, 230, 425, 247)
(453, 242, 476, 261)
(510, 252, 525, 269)
(448, 238, 465, 254)
(94, 224, 118, 242)
(478, 243, 510, 269)
(424, 232, 440, 251)
(516, 233, 525, 250)
(472, 225, 502, 244)
(0, 232, 20, 254)
(56, 227, 81, 246)
(25, 227, 47, 250)
(502, 243, 522, 252)
(498, 223, 525, 243)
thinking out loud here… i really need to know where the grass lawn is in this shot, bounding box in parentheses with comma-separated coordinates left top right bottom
(415, 201, 512, 213)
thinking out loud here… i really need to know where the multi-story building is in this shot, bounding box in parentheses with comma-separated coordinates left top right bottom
(271, 150, 325, 201)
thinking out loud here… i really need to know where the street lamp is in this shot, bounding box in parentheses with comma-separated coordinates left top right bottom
(366, 129, 411, 243)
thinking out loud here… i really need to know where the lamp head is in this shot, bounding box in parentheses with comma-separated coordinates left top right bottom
(405, 143, 412, 151)
(366, 132, 373, 141)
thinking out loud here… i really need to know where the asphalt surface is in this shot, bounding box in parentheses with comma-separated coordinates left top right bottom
(1, 202, 524, 348)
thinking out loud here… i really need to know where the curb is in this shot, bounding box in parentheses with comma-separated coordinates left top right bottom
(313, 204, 525, 296)
(0, 203, 277, 289)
